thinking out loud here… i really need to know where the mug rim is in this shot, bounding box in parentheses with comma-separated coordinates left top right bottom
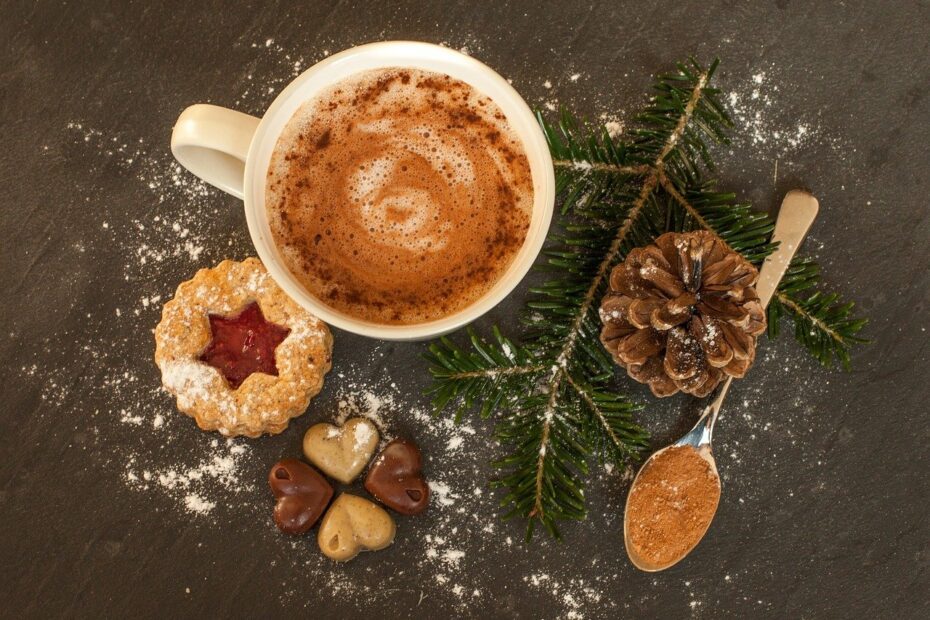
(243, 41, 555, 340)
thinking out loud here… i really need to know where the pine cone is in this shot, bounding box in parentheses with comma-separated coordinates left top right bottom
(599, 231, 766, 398)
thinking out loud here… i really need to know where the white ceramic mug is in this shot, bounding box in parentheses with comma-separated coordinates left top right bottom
(171, 41, 555, 340)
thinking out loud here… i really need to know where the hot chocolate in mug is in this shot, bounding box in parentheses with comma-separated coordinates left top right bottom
(171, 41, 555, 340)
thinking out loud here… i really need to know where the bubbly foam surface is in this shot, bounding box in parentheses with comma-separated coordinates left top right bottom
(267, 68, 533, 325)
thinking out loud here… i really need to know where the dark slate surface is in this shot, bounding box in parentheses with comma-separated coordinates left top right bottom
(2, 1, 928, 618)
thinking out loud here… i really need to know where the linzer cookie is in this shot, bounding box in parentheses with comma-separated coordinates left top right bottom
(154, 258, 333, 437)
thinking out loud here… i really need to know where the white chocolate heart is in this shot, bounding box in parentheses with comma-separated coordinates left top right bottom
(317, 493, 396, 561)
(302, 417, 379, 483)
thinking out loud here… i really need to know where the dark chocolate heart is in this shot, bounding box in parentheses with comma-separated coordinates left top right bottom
(268, 458, 333, 534)
(364, 438, 429, 515)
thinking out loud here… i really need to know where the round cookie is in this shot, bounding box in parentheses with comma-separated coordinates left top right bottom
(154, 258, 333, 437)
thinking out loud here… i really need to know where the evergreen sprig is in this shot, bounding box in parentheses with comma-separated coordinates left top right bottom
(768, 257, 869, 368)
(425, 58, 867, 539)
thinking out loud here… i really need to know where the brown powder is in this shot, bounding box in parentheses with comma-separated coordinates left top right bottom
(625, 445, 721, 567)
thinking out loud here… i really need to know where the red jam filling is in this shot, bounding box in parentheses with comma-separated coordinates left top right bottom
(198, 302, 291, 389)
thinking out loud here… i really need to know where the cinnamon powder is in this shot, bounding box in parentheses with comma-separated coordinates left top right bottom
(625, 445, 721, 567)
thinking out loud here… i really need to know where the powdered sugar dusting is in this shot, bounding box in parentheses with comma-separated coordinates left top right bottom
(352, 418, 375, 451)
(725, 70, 818, 153)
(184, 493, 217, 515)
(124, 438, 255, 516)
(719, 64, 855, 167)
(19, 38, 847, 619)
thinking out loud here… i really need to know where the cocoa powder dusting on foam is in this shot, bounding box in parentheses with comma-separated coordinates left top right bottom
(267, 68, 533, 325)
(626, 446, 721, 567)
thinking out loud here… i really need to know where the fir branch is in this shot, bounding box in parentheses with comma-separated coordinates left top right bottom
(428, 59, 721, 538)
(425, 57, 868, 540)
(658, 69, 708, 161)
(565, 373, 648, 463)
(767, 257, 869, 368)
(658, 174, 778, 264)
(425, 327, 545, 422)
(522, 78, 693, 526)
(552, 160, 648, 176)
(541, 109, 649, 215)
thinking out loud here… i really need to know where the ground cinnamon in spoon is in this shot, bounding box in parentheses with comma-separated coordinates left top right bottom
(626, 445, 721, 567)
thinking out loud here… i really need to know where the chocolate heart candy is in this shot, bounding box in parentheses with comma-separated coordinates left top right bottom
(318, 493, 395, 562)
(303, 418, 379, 484)
(268, 459, 333, 535)
(364, 438, 429, 515)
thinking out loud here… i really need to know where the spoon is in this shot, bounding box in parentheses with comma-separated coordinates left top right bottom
(623, 189, 820, 572)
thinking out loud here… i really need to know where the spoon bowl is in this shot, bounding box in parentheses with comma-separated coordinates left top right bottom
(623, 439, 720, 572)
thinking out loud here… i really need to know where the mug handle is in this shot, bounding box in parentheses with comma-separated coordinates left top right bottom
(170, 104, 261, 200)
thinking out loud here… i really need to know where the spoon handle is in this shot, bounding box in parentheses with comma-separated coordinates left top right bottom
(756, 190, 821, 307)
(702, 190, 820, 435)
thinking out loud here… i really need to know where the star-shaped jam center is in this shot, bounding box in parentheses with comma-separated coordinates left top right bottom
(198, 302, 291, 389)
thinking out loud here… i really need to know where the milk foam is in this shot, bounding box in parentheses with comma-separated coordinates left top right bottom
(267, 68, 533, 325)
